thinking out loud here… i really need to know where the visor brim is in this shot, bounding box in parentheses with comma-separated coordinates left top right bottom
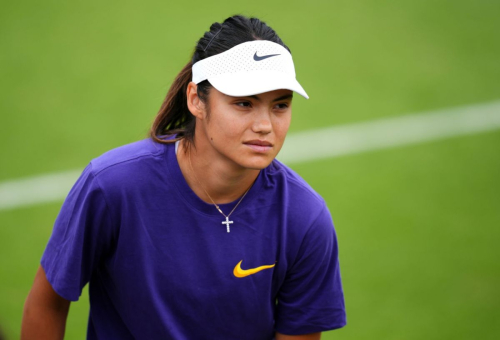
(207, 71, 309, 99)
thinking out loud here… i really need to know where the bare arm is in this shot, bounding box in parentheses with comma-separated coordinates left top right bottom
(275, 332, 321, 340)
(21, 265, 71, 340)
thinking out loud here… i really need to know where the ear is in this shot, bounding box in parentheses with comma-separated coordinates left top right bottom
(186, 82, 206, 120)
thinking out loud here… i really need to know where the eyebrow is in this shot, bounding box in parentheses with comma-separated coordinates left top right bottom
(247, 94, 293, 102)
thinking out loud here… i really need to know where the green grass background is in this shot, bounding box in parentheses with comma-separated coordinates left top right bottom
(1, 0, 500, 339)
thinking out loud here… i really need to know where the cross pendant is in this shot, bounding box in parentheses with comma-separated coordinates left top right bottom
(222, 216, 234, 233)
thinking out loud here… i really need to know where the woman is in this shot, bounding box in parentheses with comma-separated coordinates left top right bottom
(22, 15, 346, 340)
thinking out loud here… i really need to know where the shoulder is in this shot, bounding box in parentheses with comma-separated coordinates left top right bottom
(264, 159, 327, 220)
(84, 138, 171, 195)
(89, 138, 166, 176)
(266, 158, 325, 205)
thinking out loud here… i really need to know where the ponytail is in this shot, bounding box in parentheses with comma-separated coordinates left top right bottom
(149, 61, 195, 145)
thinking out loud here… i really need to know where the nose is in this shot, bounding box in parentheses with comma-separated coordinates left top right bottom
(251, 109, 272, 134)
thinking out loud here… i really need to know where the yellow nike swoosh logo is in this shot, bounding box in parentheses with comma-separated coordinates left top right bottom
(233, 260, 276, 278)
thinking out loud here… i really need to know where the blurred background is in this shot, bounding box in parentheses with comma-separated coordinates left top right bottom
(1, 0, 499, 339)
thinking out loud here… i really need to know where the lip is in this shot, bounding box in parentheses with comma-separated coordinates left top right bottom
(243, 140, 274, 153)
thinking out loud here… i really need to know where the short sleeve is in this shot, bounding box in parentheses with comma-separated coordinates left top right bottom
(275, 205, 346, 334)
(41, 163, 114, 301)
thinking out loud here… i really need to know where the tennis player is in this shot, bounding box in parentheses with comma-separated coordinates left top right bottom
(21, 15, 346, 339)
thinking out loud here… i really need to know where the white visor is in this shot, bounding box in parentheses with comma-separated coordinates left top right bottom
(192, 40, 309, 99)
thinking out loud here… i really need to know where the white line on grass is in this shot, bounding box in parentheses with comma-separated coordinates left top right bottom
(1, 100, 500, 211)
(0, 170, 83, 212)
(278, 100, 500, 163)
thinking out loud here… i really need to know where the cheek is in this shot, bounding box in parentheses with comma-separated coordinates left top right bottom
(205, 108, 244, 144)
(274, 114, 292, 138)
(210, 118, 240, 139)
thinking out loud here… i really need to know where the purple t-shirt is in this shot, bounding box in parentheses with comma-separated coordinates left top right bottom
(41, 138, 346, 339)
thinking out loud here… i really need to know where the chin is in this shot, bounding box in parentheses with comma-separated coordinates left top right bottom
(240, 157, 274, 170)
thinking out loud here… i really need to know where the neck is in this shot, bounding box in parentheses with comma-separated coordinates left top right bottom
(177, 139, 259, 204)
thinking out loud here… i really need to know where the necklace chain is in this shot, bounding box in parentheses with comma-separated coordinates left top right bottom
(187, 146, 251, 230)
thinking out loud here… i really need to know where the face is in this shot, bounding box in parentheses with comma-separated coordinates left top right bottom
(191, 84, 293, 170)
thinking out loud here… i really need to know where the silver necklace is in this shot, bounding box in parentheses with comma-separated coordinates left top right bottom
(188, 149, 251, 233)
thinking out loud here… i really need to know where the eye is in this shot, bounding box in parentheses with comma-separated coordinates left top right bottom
(234, 101, 251, 107)
(275, 103, 289, 110)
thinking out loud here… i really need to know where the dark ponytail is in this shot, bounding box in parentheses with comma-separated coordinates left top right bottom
(150, 61, 194, 145)
(149, 15, 290, 148)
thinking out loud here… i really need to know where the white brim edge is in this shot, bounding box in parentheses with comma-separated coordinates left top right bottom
(206, 71, 309, 99)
